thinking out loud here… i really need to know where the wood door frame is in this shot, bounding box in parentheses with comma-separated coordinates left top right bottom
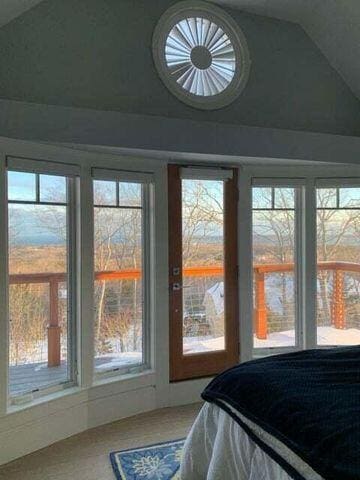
(168, 165, 239, 381)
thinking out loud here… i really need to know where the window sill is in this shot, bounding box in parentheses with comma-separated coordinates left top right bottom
(4, 370, 156, 419)
(252, 346, 301, 359)
(6, 385, 84, 416)
(91, 369, 156, 398)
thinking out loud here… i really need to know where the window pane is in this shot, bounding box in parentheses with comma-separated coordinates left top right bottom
(316, 189, 360, 346)
(93, 182, 144, 375)
(40, 175, 67, 203)
(274, 188, 294, 209)
(253, 187, 297, 349)
(317, 188, 337, 209)
(119, 182, 142, 207)
(7, 173, 72, 399)
(182, 179, 225, 355)
(252, 187, 272, 209)
(8, 171, 36, 202)
(339, 188, 360, 208)
(93, 180, 117, 206)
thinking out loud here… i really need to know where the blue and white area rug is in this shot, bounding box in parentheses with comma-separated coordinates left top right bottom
(110, 439, 185, 479)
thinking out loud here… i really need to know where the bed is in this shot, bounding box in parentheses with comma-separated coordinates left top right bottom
(180, 346, 360, 480)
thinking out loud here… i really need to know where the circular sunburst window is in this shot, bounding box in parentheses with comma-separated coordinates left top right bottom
(153, 1, 251, 110)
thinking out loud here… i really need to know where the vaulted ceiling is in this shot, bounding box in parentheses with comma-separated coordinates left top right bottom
(1, 0, 359, 100)
(212, 0, 360, 100)
(0, 0, 43, 28)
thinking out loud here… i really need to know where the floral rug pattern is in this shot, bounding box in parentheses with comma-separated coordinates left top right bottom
(110, 439, 185, 479)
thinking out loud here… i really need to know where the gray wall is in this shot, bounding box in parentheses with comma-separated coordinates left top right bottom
(0, 0, 359, 136)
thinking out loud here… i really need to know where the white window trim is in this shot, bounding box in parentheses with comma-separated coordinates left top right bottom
(91, 167, 154, 184)
(7, 156, 80, 177)
(181, 166, 233, 180)
(6, 162, 79, 406)
(0, 152, 9, 416)
(241, 165, 360, 359)
(92, 170, 155, 381)
(252, 178, 306, 358)
(315, 176, 360, 349)
(252, 177, 306, 187)
(152, 0, 251, 111)
(0, 138, 163, 413)
(316, 178, 360, 187)
(1, 136, 360, 415)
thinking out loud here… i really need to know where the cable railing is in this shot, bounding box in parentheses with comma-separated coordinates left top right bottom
(253, 262, 360, 339)
(9, 262, 360, 367)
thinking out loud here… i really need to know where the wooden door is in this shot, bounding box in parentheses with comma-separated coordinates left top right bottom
(169, 165, 239, 381)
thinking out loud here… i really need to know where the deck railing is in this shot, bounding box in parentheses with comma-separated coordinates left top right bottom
(9, 262, 360, 367)
(253, 262, 360, 339)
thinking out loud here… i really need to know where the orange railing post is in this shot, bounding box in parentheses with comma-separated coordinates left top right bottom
(48, 278, 61, 367)
(254, 270, 267, 339)
(331, 269, 345, 329)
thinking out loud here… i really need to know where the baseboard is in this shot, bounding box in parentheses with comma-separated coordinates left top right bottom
(0, 385, 156, 466)
(168, 377, 212, 407)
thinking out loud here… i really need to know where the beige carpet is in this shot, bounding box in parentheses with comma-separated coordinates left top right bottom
(0, 403, 201, 480)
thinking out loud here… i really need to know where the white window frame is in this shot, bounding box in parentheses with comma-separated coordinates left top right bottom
(251, 177, 306, 358)
(0, 139, 162, 413)
(315, 177, 360, 349)
(239, 165, 360, 362)
(5, 157, 80, 405)
(0, 152, 9, 415)
(92, 168, 155, 381)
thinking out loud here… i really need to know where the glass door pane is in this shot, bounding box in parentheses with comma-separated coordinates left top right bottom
(169, 166, 239, 381)
(316, 186, 360, 346)
(252, 186, 298, 350)
(182, 179, 225, 354)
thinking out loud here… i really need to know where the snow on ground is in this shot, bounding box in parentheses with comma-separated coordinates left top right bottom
(255, 326, 360, 348)
(184, 326, 360, 354)
(94, 352, 142, 372)
(184, 336, 225, 354)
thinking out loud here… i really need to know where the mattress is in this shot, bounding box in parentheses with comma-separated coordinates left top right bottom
(180, 401, 298, 480)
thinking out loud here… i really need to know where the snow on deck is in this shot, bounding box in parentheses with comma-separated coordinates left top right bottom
(184, 326, 360, 354)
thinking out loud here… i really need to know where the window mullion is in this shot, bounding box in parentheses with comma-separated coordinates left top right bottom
(303, 179, 317, 349)
(238, 171, 253, 362)
(0, 153, 9, 415)
(295, 187, 305, 349)
(66, 177, 78, 386)
(79, 168, 95, 388)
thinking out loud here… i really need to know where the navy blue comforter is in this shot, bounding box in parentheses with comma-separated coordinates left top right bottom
(202, 347, 360, 480)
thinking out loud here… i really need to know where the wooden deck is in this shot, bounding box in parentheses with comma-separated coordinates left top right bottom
(9, 356, 132, 397)
(9, 362, 67, 397)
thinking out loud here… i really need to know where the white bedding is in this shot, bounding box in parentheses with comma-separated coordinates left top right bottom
(180, 402, 322, 480)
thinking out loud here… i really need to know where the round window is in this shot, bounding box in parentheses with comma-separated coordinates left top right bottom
(153, 1, 251, 110)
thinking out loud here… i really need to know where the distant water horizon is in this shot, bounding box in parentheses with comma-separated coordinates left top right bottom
(11, 232, 359, 247)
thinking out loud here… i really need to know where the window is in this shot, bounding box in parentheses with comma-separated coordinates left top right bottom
(92, 171, 151, 377)
(316, 184, 360, 346)
(252, 185, 299, 352)
(152, 1, 250, 110)
(169, 166, 238, 381)
(7, 164, 77, 402)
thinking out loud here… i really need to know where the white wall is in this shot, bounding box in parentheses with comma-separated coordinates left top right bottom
(1, 100, 360, 165)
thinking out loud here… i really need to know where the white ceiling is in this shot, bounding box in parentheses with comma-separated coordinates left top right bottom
(1, 0, 359, 100)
